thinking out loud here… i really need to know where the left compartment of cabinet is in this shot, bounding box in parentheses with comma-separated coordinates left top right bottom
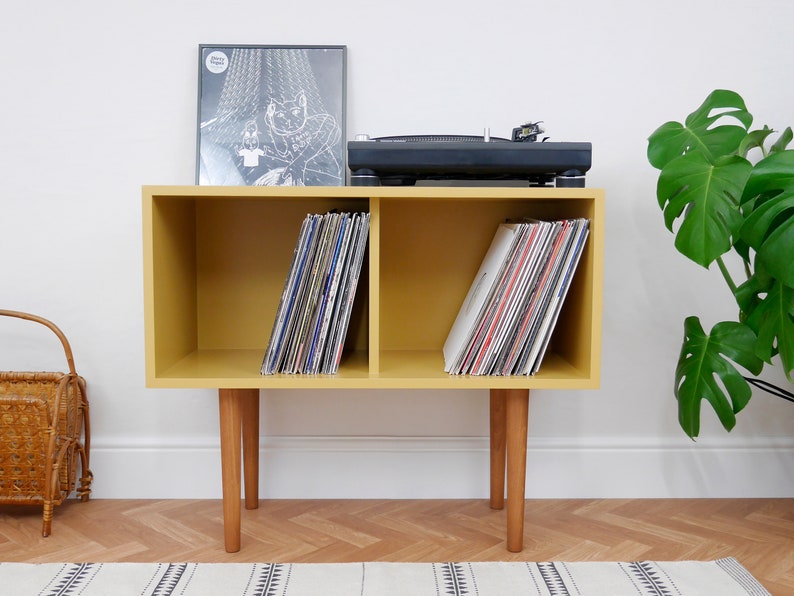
(143, 188, 372, 388)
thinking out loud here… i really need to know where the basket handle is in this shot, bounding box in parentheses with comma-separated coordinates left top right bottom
(0, 309, 78, 375)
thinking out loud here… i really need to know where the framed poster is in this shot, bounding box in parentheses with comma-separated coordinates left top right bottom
(196, 45, 346, 186)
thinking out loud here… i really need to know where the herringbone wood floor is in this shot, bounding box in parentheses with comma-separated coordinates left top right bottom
(0, 499, 791, 593)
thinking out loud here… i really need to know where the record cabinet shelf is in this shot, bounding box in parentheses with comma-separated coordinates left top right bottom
(142, 185, 604, 553)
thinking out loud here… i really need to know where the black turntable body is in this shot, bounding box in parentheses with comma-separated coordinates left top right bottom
(347, 125, 591, 187)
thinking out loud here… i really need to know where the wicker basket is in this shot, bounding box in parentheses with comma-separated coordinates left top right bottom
(0, 310, 92, 537)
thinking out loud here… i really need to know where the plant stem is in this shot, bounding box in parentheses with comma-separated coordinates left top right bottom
(716, 256, 738, 294)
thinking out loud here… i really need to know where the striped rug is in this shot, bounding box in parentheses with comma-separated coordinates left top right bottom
(0, 557, 769, 595)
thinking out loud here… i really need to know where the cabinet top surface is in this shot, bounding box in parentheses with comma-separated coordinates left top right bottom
(143, 185, 604, 200)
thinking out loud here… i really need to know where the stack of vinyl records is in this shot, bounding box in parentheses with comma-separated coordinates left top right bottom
(443, 217, 589, 376)
(261, 211, 370, 375)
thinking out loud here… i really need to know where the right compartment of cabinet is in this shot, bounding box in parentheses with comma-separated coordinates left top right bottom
(373, 188, 604, 389)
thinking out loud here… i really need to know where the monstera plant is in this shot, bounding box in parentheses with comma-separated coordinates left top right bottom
(647, 89, 794, 439)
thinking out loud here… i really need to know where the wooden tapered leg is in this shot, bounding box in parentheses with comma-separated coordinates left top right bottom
(489, 389, 507, 510)
(505, 388, 529, 552)
(241, 389, 260, 510)
(218, 389, 242, 553)
(42, 502, 53, 538)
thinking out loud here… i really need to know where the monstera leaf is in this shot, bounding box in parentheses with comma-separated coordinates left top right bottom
(738, 126, 776, 157)
(770, 127, 794, 154)
(656, 153, 751, 267)
(744, 280, 794, 380)
(741, 151, 794, 287)
(675, 317, 763, 439)
(647, 89, 752, 169)
(649, 91, 754, 268)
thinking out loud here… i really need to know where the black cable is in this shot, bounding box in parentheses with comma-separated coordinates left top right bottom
(744, 377, 794, 404)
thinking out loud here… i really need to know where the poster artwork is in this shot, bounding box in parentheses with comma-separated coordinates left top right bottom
(197, 45, 346, 186)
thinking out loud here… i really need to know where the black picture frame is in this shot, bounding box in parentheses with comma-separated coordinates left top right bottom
(196, 45, 346, 186)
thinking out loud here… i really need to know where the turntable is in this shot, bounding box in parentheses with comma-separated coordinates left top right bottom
(347, 123, 591, 187)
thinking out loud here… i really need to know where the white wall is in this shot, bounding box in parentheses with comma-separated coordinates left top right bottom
(1, 0, 792, 500)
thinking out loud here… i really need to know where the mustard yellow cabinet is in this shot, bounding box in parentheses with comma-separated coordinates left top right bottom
(142, 185, 604, 552)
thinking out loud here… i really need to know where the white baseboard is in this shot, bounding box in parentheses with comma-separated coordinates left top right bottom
(88, 435, 794, 499)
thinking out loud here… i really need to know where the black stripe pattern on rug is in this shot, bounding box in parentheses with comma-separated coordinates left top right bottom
(249, 563, 287, 596)
(623, 561, 675, 595)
